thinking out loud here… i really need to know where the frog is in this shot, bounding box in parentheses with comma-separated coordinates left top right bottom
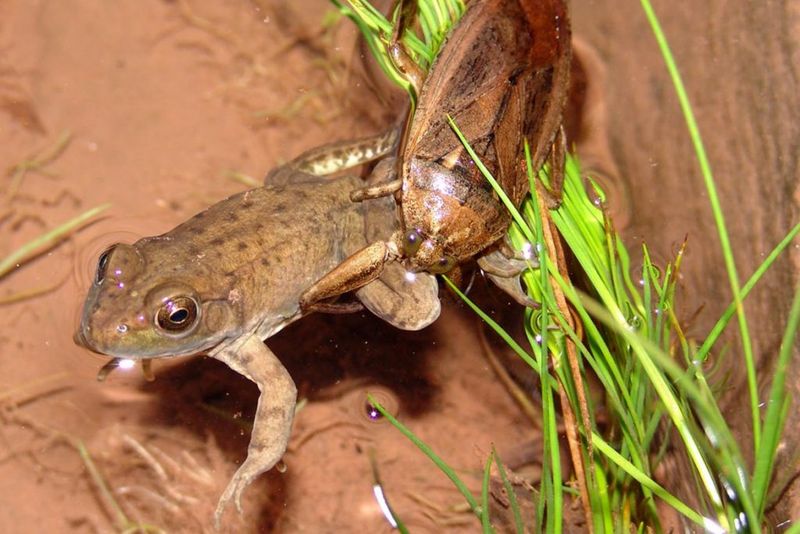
(73, 133, 440, 525)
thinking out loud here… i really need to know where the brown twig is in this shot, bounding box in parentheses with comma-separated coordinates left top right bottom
(536, 188, 594, 533)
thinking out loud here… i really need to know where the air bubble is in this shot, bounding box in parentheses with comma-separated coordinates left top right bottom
(360, 387, 399, 425)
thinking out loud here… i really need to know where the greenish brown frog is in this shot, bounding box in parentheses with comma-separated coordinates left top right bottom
(74, 136, 439, 525)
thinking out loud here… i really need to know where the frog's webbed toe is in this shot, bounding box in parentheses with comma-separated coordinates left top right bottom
(213, 460, 259, 526)
(478, 250, 540, 309)
(211, 335, 297, 527)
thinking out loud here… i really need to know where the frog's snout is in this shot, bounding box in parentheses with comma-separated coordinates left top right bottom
(73, 328, 85, 348)
(73, 324, 96, 352)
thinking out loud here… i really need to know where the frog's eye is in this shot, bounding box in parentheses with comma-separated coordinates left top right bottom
(155, 296, 199, 334)
(95, 246, 115, 285)
(429, 255, 456, 274)
(403, 229, 422, 256)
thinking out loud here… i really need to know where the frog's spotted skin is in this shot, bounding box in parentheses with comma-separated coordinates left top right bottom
(76, 150, 440, 526)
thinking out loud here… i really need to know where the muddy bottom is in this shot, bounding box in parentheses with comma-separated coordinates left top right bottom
(5, 0, 794, 531)
(0, 2, 548, 532)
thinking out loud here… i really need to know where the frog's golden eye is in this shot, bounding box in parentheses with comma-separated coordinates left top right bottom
(429, 255, 456, 274)
(155, 296, 199, 334)
(95, 246, 115, 285)
(403, 229, 422, 256)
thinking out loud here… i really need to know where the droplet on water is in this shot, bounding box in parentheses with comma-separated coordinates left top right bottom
(365, 403, 382, 421)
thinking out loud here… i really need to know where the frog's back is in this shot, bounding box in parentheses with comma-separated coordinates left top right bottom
(136, 176, 363, 325)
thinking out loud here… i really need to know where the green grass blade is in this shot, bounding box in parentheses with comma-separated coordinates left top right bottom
(0, 204, 111, 279)
(639, 0, 759, 455)
(442, 276, 540, 371)
(493, 449, 524, 533)
(447, 116, 534, 244)
(366, 394, 480, 514)
(696, 222, 800, 361)
(751, 283, 800, 514)
(482, 449, 495, 533)
(592, 433, 706, 527)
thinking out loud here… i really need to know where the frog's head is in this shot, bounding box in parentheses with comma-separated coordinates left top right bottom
(74, 243, 239, 360)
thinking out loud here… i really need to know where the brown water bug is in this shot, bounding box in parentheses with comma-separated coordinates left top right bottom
(300, 0, 572, 309)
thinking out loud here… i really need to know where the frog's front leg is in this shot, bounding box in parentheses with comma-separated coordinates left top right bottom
(211, 335, 297, 527)
(300, 240, 397, 312)
(264, 128, 400, 186)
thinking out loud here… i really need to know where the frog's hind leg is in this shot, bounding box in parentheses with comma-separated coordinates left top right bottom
(211, 335, 297, 527)
(478, 249, 540, 309)
(264, 128, 400, 186)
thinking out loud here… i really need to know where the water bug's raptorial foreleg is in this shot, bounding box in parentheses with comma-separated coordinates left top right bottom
(299, 240, 398, 312)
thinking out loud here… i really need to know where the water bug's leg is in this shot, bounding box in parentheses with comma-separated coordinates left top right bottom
(485, 271, 540, 309)
(388, 0, 425, 96)
(497, 235, 537, 263)
(350, 179, 403, 202)
(388, 44, 426, 98)
(542, 126, 567, 209)
(304, 300, 365, 315)
(300, 241, 392, 311)
(478, 248, 538, 277)
(478, 250, 540, 309)
(350, 156, 401, 201)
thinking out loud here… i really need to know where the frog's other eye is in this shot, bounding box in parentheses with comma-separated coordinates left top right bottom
(95, 246, 115, 285)
(155, 296, 199, 334)
(403, 229, 422, 256)
(429, 255, 456, 274)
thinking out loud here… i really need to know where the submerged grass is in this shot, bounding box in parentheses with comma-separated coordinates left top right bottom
(1, 130, 111, 300)
(335, 0, 798, 531)
(0, 203, 111, 280)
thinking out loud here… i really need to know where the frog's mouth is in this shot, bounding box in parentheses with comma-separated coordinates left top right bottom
(95, 357, 155, 382)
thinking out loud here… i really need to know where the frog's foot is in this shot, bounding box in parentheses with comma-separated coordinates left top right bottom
(357, 265, 440, 331)
(264, 128, 399, 186)
(211, 336, 297, 528)
(213, 455, 267, 527)
(478, 249, 540, 309)
(300, 241, 392, 312)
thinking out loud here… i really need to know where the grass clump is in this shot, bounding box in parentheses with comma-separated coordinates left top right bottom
(335, 0, 799, 531)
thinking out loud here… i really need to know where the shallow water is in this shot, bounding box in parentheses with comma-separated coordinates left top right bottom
(1, 0, 797, 532)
